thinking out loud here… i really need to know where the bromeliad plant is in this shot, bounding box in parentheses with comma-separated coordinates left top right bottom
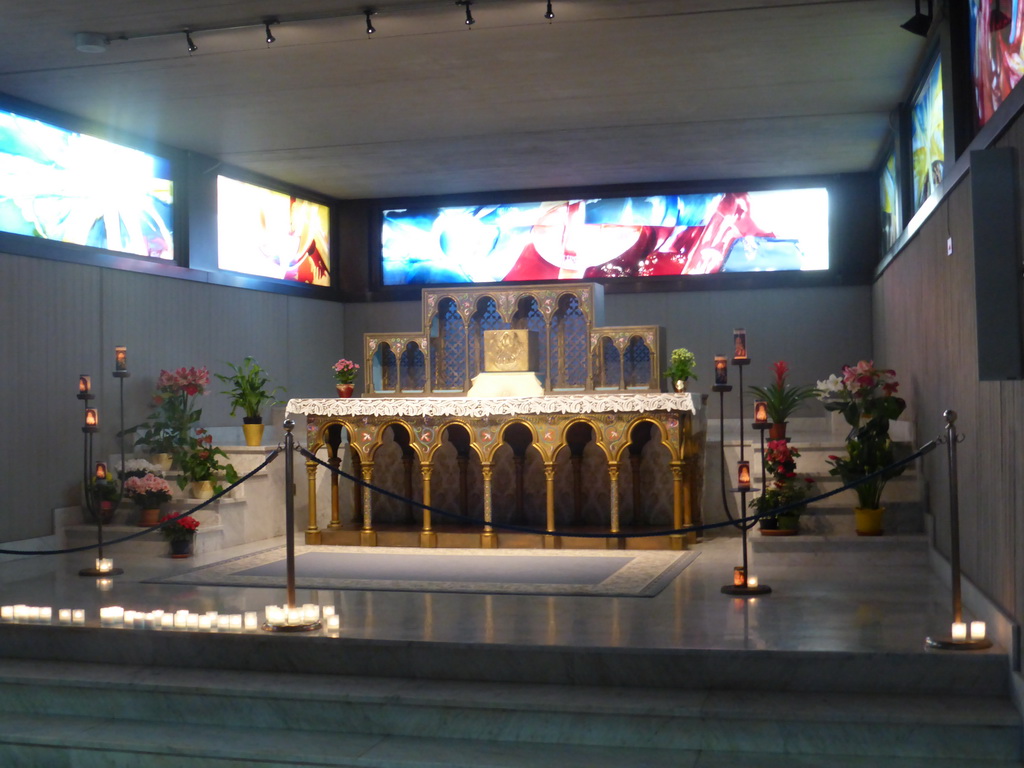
(215, 357, 285, 424)
(818, 361, 907, 510)
(748, 360, 818, 425)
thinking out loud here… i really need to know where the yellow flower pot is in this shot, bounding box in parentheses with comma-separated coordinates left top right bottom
(242, 423, 265, 446)
(854, 506, 885, 536)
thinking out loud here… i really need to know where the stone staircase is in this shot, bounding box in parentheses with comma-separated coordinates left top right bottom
(0, 627, 1017, 766)
(59, 445, 289, 558)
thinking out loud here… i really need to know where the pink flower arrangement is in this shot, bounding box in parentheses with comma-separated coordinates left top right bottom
(153, 366, 210, 403)
(817, 360, 905, 428)
(332, 358, 360, 385)
(123, 473, 173, 508)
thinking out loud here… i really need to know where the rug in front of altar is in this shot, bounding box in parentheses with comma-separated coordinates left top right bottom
(147, 546, 699, 597)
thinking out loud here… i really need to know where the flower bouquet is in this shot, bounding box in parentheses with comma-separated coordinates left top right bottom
(133, 366, 211, 457)
(123, 473, 173, 508)
(818, 361, 907, 527)
(176, 428, 239, 494)
(663, 347, 697, 384)
(332, 358, 360, 385)
(750, 439, 815, 532)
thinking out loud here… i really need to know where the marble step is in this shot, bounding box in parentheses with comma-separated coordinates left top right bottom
(751, 532, 930, 567)
(62, 523, 225, 557)
(0, 660, 1017, 762)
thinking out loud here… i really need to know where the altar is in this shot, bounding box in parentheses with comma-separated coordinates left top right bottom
(288, 392, 704, 550)
(290, 281, 706, 550)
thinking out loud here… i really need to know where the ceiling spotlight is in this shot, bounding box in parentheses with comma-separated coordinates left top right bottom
(991, 0, 1011, 31)
(545, 1, 554, 20)
(457, 0, 475, 26)
(900, 0, 932, 37)
(264, 21, 276, 44)
(185, 31, 198, 53)
(74, 31, 109, 54)
(365, 9, 377, 35)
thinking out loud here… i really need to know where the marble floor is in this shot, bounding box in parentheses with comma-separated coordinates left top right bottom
(0, 530, 994, 656)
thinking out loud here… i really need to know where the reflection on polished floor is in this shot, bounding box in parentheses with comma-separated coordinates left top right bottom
(0, 531, 1019, 766)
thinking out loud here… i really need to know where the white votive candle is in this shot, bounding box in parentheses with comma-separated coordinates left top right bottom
(303, 603, 319, 622)
(244, 612, 258, 630)
(198, 615, 212, 631)
(72, 609, 85, 624)
(970, 621, 986, 640)
(746, 575, 759, 588)
(28, 607, 40, 622)
(326, 614, 341, 630)
(952, 621, 967, 641)
(287, 607, 303, 626)
(217, 616, 229, 630)
(322, 605, 336, 618)
(40, 607, 52, 622)
(58, 609, 72, 624)
(186, 614, 199, 630)
(160, 614, 173, 629)
(1, 606, 12, 620)
(173, 612, 188, 629)
(13, 605, 28, 620)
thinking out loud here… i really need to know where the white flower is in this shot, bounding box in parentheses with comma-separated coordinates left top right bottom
(815, 374, 846, 398)
(123, 458, 161, 476)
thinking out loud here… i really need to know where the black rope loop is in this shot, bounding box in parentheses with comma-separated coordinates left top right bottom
(0, 448, 282, 557)
(295, 438, 939, 540)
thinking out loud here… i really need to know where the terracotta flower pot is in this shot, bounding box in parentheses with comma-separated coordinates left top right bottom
(137, 508, 161, 527)
(768, 422, 788, 440)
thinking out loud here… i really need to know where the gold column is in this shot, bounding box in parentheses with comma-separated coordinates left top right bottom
(305, 457, 321, 544)
(360, 463, 377, 547)
(544, 461, 560, 549)
(607, 461, 623, 549)
(328, 450, 342, 530)
(669, 460, 687, 550)
(420, 463, 437, 548)
(480, 462, 497, 548)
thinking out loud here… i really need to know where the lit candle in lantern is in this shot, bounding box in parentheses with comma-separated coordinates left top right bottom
(714, 355, 728, 385)
(95, 462, 108, 482)
(747, 575, 759, 588)
(84, 408, 99, 430)
(733, 566, 746, 586)
(114, 346, 127, 372)
(78, 375, 91, 394)
(753, 401, 768, 424)
(737, 461, 751, 490)
(970, 621, 986, 640)
(733, 328, 747, 360)
(951, 622, 967, 641)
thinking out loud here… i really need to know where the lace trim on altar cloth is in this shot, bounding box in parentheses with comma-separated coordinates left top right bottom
(287, 393, 695, 418)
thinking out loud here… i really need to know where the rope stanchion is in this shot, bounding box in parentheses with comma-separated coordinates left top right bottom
(295, 439, 939, 543)
(0, 448, 281, 557)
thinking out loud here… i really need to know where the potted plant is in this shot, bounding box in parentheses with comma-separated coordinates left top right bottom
(332, 358, 360, 397)
(87, 475, 121, 524)
(132, 367, 211, 468)
(159, 512, 200, 557)
(123, 472, 173, 527)
(215, 356, 285, 446)
(176, 428, 240, 499)
(748, 360, 817, 439)
(663, 347, 697, 392)
(818, 361, 907, 535)
(750, 439, 814, 534)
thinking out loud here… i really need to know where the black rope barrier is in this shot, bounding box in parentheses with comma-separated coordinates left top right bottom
(0, 448, 282, 557)
(297, 438, 940, 540)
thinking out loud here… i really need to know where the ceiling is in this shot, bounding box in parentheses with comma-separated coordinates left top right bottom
(0, 0, 928, 201)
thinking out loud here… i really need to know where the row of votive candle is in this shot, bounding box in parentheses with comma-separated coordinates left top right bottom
(3, 604, 341, 631)
(265, 603, 340, 630)
(952, 620, 986, 641)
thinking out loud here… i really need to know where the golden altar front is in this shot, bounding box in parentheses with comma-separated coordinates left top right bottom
(288, 393, 704, 550)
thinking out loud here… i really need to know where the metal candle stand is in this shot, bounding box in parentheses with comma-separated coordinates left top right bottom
(78, 385, 123, 578)
(262, 420, 322, 633)
(718, 356, 771, 597)
(925, 410, 991, 651)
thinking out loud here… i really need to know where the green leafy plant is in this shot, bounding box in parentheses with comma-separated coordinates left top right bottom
(748, 360, 817, 424)
(749, 439, 814, 522)
(176, 429, 239, 492)
(215, 357, 285, 424)
(663, 348, 697, 381)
